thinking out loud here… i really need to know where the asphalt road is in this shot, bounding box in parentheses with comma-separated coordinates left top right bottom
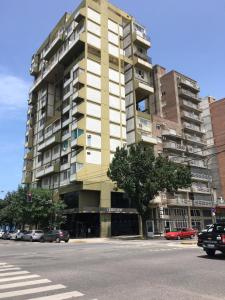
(0, 239, 224, 300)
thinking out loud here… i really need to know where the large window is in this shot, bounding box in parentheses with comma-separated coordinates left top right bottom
(72, 128, 84, 140)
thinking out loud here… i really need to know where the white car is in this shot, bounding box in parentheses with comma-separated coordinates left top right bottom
(10, 230, 27, 240)
(0, 231, 5, 238)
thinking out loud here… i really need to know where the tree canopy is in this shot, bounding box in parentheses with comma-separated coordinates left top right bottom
(107, 144, 192, 237)
(0, 186, 66, 230)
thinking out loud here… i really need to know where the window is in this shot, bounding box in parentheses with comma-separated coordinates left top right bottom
(61, 155, 68, 165)
(72, 128, 84, 140)
(191, 209, 201, 217)
(53, 145, 59, 155)
(156, 124, 161, 130)
(62, 140, 69, 151)
(37, 154, 42, 163)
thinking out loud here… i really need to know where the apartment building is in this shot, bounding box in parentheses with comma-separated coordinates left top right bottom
(149, 65, 215, 231)
(200, 97, 225, 221)
(22, 0, 155, 237)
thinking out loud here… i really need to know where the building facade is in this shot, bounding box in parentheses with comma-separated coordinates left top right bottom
(149, 66, 216, 232)
(200, 97, 225, 221)
(22, 0, 156, 237)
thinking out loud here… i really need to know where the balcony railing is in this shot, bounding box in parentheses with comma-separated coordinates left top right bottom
(182, 100, 201, 111)
(179, 89, 201, 102)
(185, 134, 205, 145)
(167, 198, 192, 206)
(182, 111, 202, 123)
(133, 51, 152, 64)
(164, 142, 186, 151)
(192, 185, 210, 193)
(180, 78, 200, 91)
(36, 163, 60, 179)
(191, 172, 212, 181)
(183, 122, 204, 134)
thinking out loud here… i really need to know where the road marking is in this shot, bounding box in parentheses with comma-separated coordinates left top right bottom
(27, 290, 84, 300)
(0, 278, 51, 290)
(0, 267, 20, 272)
(0, 263, 7, 266)
(0, 274, 40, 283)
(0, 265, 14, 269)
(0, 270, 29, 277)
(0, 284, 65, 299)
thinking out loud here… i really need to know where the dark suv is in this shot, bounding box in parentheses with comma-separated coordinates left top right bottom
(40, 230, 70, 243)
(198, 223, 225, 256)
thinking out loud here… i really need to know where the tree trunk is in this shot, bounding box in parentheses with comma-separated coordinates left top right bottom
(140, 215, 148, 239)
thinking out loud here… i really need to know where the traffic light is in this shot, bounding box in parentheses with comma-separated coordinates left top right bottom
(27, 192, 32, 202)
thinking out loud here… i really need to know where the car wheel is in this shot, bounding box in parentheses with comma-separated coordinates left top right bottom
(177, 236, 181, 240)
(65, 239, 69, 243)
(55, 237, 60, 243)
(190, 235, 194, 239)
(30, 237, 34, 242)
(40, 237, 45, 243)
(205, 249, 215, 257)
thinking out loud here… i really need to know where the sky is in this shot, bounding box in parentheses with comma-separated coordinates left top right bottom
(0, 0, 224, 197)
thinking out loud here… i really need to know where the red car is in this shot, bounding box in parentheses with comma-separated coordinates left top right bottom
(165, 228, 197, 240)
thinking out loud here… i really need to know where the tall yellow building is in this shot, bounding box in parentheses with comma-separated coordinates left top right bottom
(22, 0, 155, 237)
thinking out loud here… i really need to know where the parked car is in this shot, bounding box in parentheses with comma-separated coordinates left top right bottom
(165, 228, 197, 240)
(22, 230, 44, 242)
(0, 230, 5, 238)
(1, 231, 13, 240)
(198, 223, 225, 256)
(40, 230, 70, 243)
(10, 230, 27, 240)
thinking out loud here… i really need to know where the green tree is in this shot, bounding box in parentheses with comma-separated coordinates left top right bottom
(0, 186, 66, 229)
(107, 144, 192, 238)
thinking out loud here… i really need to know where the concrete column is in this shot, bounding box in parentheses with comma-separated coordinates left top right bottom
(187, 206, 192, 228)
(100, 183, 111, 237)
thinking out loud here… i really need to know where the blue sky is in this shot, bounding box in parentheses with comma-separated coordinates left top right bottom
(0, 0, 224, 197)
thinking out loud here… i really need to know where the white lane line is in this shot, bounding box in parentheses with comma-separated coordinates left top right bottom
(0, 265, 14, 269)
(0, 284, 65, 299)
(0, 268, 20, 272)
(0, 263, 7, 266)
(0, 279, 51, 290)
(0, 271, 29, 277)
(27, 290, 84, 300)
(0, 274, 40, 283)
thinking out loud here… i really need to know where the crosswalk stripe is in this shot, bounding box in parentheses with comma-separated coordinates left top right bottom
(0, 271, 29, 277)
(27, 290, 84, 300)
(0, 267, 20, 272)
(0, 265, 14, 269)
(0, 284, 65, 299)
(0, 279, 51, 290)
(0, 274, 40, 283)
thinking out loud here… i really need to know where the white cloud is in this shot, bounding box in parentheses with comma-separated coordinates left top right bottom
(0, 71, 31, 114)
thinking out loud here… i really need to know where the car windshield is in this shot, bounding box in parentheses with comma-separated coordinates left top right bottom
(170, 229, 178, 232)
(215, 224, 225, 233)
(35, 230, 43, 233)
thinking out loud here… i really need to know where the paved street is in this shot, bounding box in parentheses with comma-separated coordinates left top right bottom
(0, 239, 224, 300)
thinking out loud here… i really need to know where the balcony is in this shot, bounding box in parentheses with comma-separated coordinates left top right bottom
(134, 78, 154, 99)
(132, 31, 151, 48)
(181, 99, 202, 113)
(43, 30, 65, 60)
(38, 132, 61, 152)
(70, 162, 84, 182)
(189, 160, 206, 168)
(192, 200, 212, 207)
(71, 102, 85, 119)
(192, 185, 210, 194)
(181, 111, 202, 124)
(186, 145, 204, 156)
(24, 150, 33, 160)
(74, 7, 86, 23)
(164, 142, 186, 152)
(162, 130, 182, 139)
(72, 70, 85, 87)
(133, 54, 152, 71)
(185, 134, 205, 146)
(183, 122, 205, 135)
(71, 88, 85, 104)
(36, 163, 60, 179)
(30, 54, 39, 76)
(167, 198, 192, 206)
(23, 160, 33, 172)
(191, 172, 212, 182)
(179, 88, 201, 103)
(22, 172, 32, 184)
(71, 134, 85, 150)
(179, 78, 200, 92)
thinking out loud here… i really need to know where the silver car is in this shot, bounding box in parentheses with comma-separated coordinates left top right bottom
(22, 230, 44, 242)
(10, 230, 27, 240)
